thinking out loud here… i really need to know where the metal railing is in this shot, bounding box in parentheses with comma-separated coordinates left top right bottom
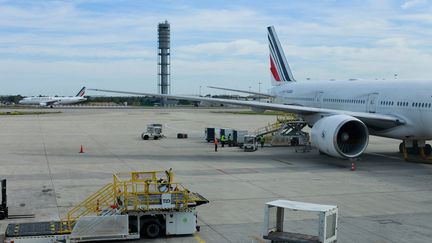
(61, 170, 191, 233)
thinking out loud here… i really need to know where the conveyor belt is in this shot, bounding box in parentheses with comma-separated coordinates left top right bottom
(6, 221, 69, 237)
(189, 192, 209, 206)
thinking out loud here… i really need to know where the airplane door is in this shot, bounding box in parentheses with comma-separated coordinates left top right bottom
(367, 93, 379, 113)
(315, 91, 324, 108)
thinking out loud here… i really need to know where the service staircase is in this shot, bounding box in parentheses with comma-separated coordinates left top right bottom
(254, 113, 308, 146)
(60, 170, 208, 233)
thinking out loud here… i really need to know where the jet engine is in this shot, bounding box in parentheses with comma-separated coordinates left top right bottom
(311, 115, 369, 158)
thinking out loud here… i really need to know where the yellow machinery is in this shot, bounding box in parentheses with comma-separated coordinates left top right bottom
(61, 170, 208, 233)
(254, 113, 309, 147)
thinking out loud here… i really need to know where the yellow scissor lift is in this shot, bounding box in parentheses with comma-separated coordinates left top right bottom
(4, 170, 208, 242)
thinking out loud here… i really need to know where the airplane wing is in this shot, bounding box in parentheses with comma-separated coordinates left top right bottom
(89, 88, 405, 129)
(207, 86, 275, 98)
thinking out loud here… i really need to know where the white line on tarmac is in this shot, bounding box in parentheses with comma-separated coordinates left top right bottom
(366, 152, 403, 160)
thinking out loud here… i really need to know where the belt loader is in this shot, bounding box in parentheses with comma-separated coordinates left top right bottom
(0, 170, 208, 243)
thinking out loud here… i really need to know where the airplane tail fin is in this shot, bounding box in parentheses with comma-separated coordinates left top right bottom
(76, 87, 86, 97)
(267, 26, 295, 86)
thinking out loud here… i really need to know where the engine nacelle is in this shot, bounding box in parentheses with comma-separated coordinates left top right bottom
(311, 115, 369, 159)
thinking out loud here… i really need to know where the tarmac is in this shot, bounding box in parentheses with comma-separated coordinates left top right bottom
(0, 108, 431, 243)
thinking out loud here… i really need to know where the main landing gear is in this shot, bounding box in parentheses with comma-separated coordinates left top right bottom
(399, 140, 432, 162)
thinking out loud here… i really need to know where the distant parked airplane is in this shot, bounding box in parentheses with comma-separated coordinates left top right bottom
(19, 87, 87, 108)
(90, 26, 432, 159)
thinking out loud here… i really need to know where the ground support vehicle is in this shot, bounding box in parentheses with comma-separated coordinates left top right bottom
(1, 170, 208, 243)
(0, 179, 7, 220)
(206, 128, 247, 147)
(263, 200, 338, 243)
(254, 115, 309, 147)
(142, 124, 163, 140)
(244, 135, 258, 151)
(205, 128, 220, 142)
(235, 130, 248, 148)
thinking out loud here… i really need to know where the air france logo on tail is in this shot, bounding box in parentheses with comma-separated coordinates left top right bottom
(76, 87, 86, 97)
(267, 26, 295, 86)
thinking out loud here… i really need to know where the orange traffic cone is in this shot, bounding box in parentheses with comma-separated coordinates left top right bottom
(351, 161, 356, 171)
(79, 145, 84, 153)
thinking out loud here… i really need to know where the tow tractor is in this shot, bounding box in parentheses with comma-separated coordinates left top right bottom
(141, 123, 163, 140)
(1, 170, 208, 243)
(243, 135, 258, 151)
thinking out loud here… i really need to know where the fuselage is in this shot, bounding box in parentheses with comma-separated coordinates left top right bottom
(271, 80, 432, 140)
(19, 96, 86, 105)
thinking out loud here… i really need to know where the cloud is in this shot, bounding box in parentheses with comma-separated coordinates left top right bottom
(0, 1, 431, 95)
(177, 39, 266, 57)
(401, 0, 428, 9)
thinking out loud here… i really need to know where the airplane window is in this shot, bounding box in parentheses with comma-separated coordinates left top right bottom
(429, 104, 431, 108)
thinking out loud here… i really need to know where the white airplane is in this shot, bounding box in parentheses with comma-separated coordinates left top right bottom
(90, 26, 432, 159)
(19, 87, 87, 108)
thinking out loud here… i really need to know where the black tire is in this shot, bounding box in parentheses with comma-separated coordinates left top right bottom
(399, 142, 404, 153)
(143, 220, 161, 238)
(154, 136, 159, 140)
(0, 211, 5, 220)
(425, 144, 432, 155)
(142, 135, 149, 140)
(290, 137, 299, 146)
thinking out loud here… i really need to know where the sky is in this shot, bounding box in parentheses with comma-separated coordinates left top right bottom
(0, 0, 431, 96)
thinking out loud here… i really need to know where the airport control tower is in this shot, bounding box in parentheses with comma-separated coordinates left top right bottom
(158, 20, 170, 105)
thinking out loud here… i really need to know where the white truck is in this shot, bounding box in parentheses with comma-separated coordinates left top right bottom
(1, 170, 208, 243)
(141, 124, 163, 140)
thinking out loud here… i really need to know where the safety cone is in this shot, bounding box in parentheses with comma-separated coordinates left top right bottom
(350, 161, 356, 171)
(79, 145, 84, 153)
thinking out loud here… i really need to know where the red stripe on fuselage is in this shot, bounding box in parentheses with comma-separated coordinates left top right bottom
(270, 56, 281, 81)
